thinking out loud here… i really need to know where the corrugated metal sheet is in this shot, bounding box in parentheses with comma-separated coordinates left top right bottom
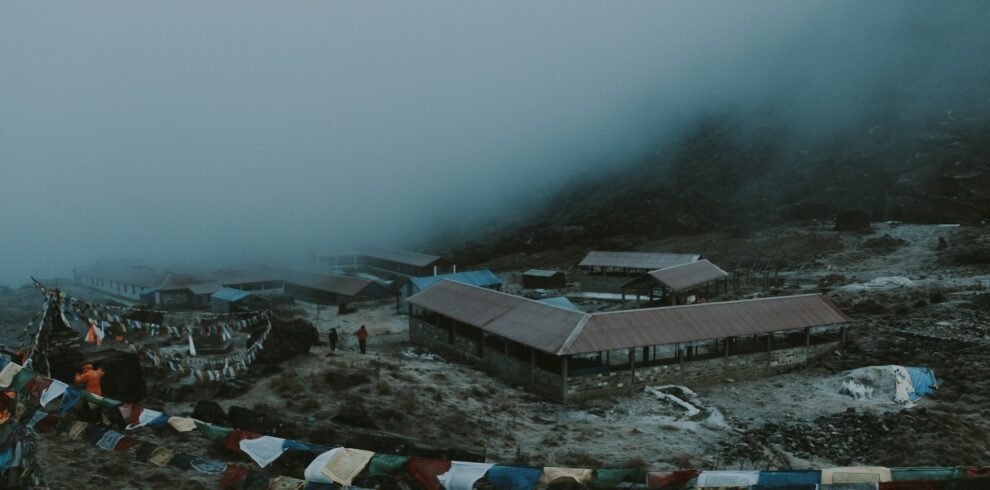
(643, 259, 729, 292)
(410, 269, 502, 291)
(157, 273, 222, 294)
(213, 266, 285, 285)
(537, 297, 582, 312)
(361, 247, 442, 267)
(406, 280, 584, 353)
(76, 265, 170, 289)
(408, 282, 849, 356)
(578, 251, 700, 270)
(283, 269, 377, 297)
(559, 294, 849, 355)
(524, 269, 563, 278)
(187, 281, 223, 295)
(211, 288, 252, 302)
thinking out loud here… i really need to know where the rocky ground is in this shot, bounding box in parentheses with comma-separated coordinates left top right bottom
(4, 222, 988, 488)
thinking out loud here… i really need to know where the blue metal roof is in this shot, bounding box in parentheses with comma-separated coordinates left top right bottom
(537, 297, 582, 312)
(211, 287, 252, 302)
(410, 269, 502, 291)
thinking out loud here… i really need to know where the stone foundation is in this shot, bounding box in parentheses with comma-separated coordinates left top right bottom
(410, 318, 840, 403)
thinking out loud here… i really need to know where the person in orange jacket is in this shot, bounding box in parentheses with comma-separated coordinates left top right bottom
(74, 363, 105, 396)
(356, 325, 368, 354)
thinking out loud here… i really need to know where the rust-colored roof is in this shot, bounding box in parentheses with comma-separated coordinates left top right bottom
(283, 269, 377, 297)
(76, 265, 170, 289)
(560, 294, 849, 355)
(408, 281, 849, 356)
(406, 280, 585, 353)
(633, 259, 729, 292)
(361, 247, 444, 267)
(578, 251, 700, 270)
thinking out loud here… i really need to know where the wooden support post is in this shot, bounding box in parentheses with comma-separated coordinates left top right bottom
(628, 348, 635, 384)
(804, 327, 811, 347)
(766, 334, 773, 374)
(561, 355, 569, 402)
(724, 337, 731, 357)
(841, 326, 847, 348)
(529, 347, 536, 383)
(642, 346, 649, 363)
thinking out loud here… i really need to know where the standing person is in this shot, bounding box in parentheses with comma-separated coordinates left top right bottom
(356, 325, 368, 354)
(74, 363, 105, 423)
(327, 327, 339, 355)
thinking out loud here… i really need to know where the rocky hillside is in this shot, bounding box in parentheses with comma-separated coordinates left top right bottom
(447, 106, 990, 266)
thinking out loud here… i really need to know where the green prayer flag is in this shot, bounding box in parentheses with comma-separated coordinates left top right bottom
(592, 468, 645, 488)
(891, 467, 965, 481)
(9, 369, 35, 392)
(195, 421, 233, 441)
(368, 454, 409, 476)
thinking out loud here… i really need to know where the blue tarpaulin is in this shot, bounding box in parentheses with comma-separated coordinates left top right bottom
(906, 367, 937, 400)
(758, 470, 821, 486)
(486, 465, 543, 490)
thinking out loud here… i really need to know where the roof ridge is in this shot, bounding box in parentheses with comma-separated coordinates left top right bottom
(589, 292, 824, 317)
(556, 314, 592, 355)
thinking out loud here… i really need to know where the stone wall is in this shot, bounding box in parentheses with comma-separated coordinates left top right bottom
(410, 317, 839, 403)
(410, 318, 565, 401)
(566, 341, 838, 402)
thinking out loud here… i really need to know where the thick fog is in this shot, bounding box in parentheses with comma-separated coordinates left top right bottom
(1, 1, 988, 286)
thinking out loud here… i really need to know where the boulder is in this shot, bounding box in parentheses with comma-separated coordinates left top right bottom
(251, 316, 319, 364)
(834, 210, 871, 231)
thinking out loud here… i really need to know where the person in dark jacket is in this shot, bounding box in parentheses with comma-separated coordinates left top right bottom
(327, 328, 339, 354)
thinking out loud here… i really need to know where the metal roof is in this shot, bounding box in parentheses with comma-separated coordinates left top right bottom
(283, 269, 378, 297)
(360, 247, 444, 267)
(158, 273, 224, 294)
(75, 265, 170, 289)
(408, 281, 849, 356)
(406, 280, 585, 353)
(211, 288, 252, 302)
(523, 269, 564, 278)
(409, 269, 501, 291)
(578, 251, 700, 270)
(630, 259, 729, 292)
(537, 297, 582, 312)
(213, 266, 285, 286)
(560, 294, 849, 355)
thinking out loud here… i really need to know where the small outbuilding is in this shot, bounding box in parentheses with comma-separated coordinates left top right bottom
(578, 251, 700, 293)
(402, 269, 502, 314)
(621, 259, 730, 306)
(522, 269, 566, 290)
(211, 288, 254, 313)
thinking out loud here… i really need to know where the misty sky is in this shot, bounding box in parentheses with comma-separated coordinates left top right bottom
(2, 1, 988, 286)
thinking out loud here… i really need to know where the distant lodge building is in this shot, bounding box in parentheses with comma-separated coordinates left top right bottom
(211, 288, 261, 314)
(407, 280, 849, 402)
(75, 264, 391, 309)
(282, 269, 391, 306)
(619, 259, 730, 306)
(401, 269, 502, 314)
(319, 247, 453, 277)
(578, 251, 701, 293)
(73, 265, 170, 302)
(521, 269, 566, 290)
